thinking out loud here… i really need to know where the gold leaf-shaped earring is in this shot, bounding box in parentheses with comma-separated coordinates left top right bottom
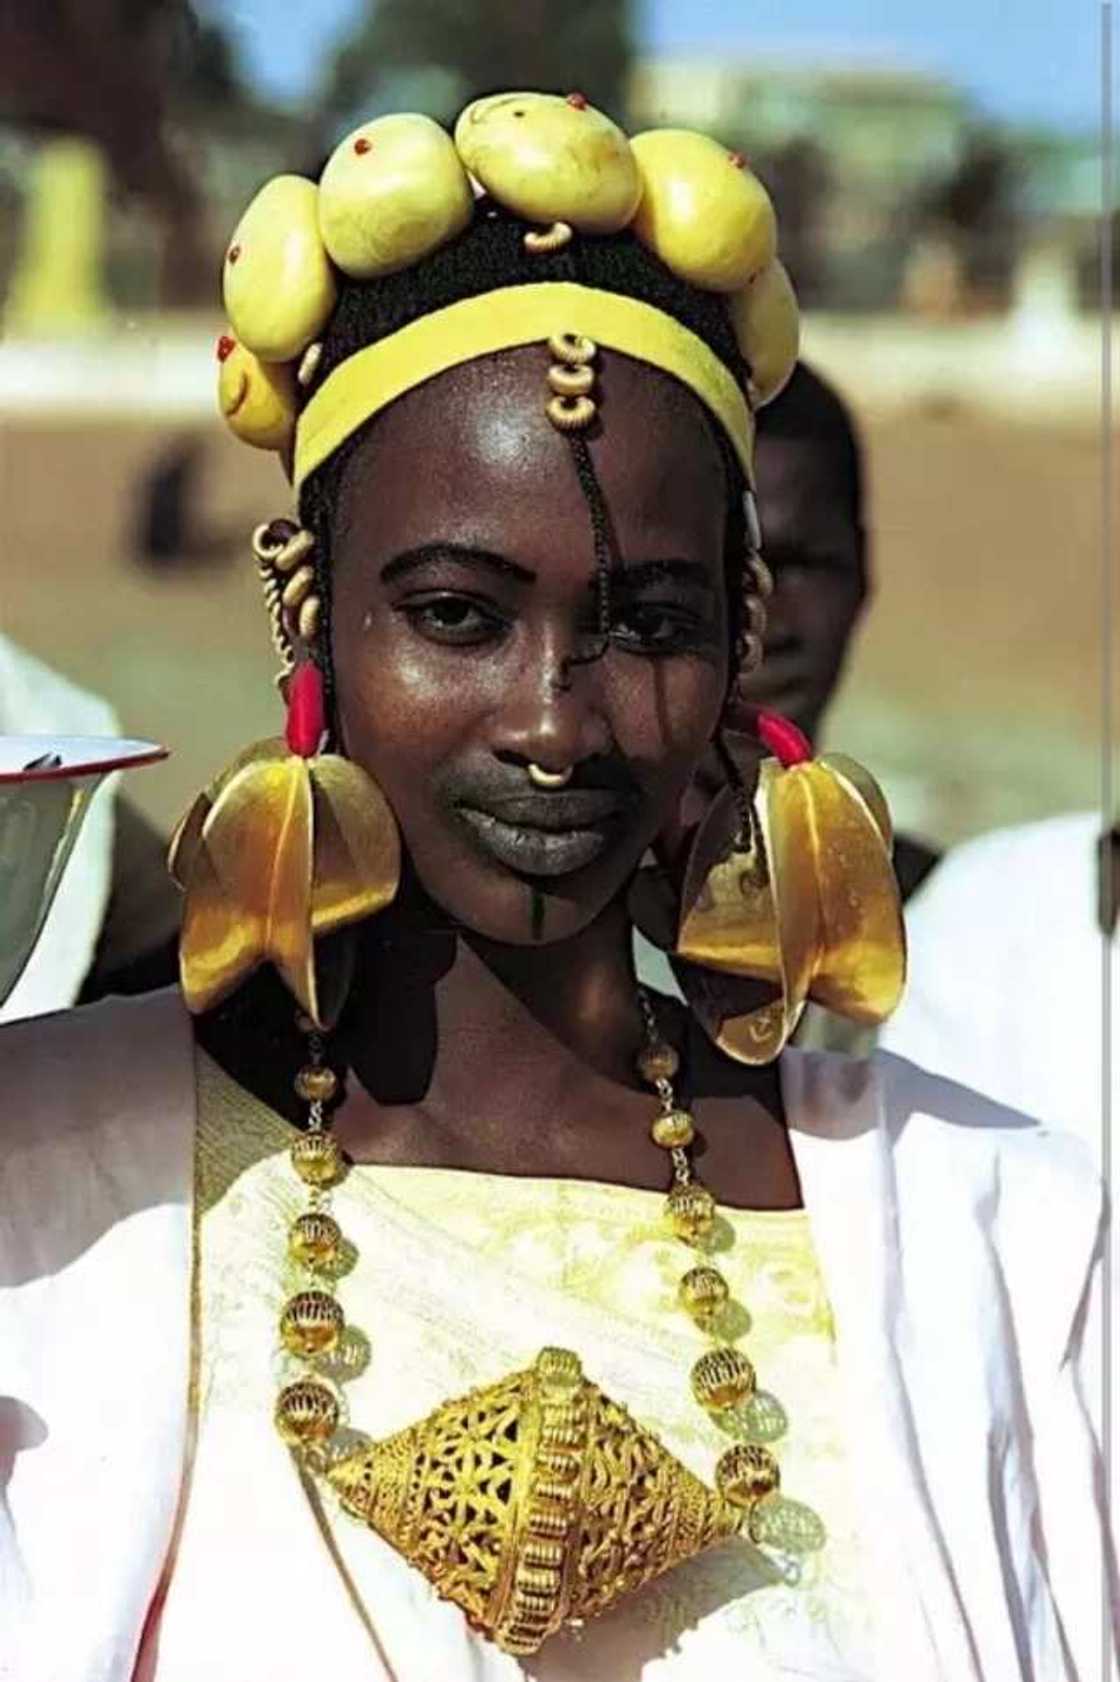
(169, 663, 400, 1026)
(632, 710, 905, 1063)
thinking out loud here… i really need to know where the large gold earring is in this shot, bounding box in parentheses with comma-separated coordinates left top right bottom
(169, 640, 399, 1026)
(632, 710, 905, 1063)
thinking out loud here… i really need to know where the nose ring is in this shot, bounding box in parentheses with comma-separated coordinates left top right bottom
(528, 762, 573, 789)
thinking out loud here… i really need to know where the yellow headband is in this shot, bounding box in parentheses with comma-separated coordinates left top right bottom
(293, 282, 754, 493)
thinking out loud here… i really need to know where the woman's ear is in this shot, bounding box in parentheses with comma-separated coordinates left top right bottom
(654, 728, 762, 876)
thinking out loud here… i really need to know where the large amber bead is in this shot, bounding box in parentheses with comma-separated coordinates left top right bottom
(290, 1130, 344, 1187)
(630, 129, 776, 292)
(280, 1289, 343, 1357)
(729, 259, 799, 407)
(455, 92, 641, 233)
(665, 1181, 716, 1245)
(223, 175, 336, 361)
(274, 1378, 339, 1446)
(289, 1210, 342, 1269)
(678, 1265, 730, 1328)
(319, 114, 472, 279)
(690, 1347, 756, 1411)
(715, 1442, 780, 1510)
(216, 334, 296, 452)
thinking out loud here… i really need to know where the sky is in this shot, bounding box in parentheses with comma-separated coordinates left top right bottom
(210, 0, 1107, 135)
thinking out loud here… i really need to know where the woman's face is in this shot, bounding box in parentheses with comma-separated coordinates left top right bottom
(329, 344, 730, 946)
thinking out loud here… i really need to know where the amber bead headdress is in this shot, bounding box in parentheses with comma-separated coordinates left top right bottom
(215, 92, 798, 483)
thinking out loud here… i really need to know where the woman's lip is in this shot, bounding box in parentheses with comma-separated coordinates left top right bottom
(455, 807, 610, 878)
(476, 789, 628, 830)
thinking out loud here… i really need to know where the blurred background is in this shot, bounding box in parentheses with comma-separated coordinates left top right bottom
(0, 0, 1113, 849)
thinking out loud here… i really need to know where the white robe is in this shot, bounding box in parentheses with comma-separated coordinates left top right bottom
(0, 990, 1113, 1682)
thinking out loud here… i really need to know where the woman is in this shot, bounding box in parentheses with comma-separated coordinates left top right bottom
(0, 96, 1110, 1682)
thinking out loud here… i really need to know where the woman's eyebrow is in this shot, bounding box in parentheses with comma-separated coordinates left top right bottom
(615, 558, 716, 593)
(380, 543, 536, 585)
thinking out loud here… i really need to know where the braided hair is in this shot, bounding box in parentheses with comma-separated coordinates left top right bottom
(293, 205, 757, 717)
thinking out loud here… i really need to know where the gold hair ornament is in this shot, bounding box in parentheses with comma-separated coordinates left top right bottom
(524, 220, 573, 254)
(251, 519, 322, 676)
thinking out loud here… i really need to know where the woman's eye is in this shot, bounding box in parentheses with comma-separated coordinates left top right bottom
(398, 594, 508, 646)
(610, 603, 707, 654)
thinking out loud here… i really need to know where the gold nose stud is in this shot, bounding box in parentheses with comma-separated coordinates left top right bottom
(527, 763, 573, 788)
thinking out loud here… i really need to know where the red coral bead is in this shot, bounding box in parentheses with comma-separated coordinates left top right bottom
(227, 243, 241, 264)
(756, 709, 812, 767)
(566, 91, 589, 109)
(286, 662, 326, 758)
(728, 151, 747, 169)
(216, 334, 235, 362)
(354, 136, 372, 155)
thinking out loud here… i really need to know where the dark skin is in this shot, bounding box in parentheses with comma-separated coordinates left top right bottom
(310, 344, 800, 1211)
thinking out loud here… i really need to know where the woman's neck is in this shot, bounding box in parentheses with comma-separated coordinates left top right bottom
(342, 895, 649, 1123)
(196, 895, 796, 1204)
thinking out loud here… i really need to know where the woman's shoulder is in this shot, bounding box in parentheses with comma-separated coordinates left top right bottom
(0, 984, 192, 1139)
(0, 988, 196, 1281)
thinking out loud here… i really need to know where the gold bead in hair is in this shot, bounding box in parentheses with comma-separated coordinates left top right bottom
(546, 393, 596, 431)
(282, 566, 316, 611)
(740, 631, 764, 673)
(548, 331, 597, 366)
(547, 363, 595, 397)
(298, 342, 324, 387)
(298, 596, 323, 641)
(745, 594, 767, 640)
(524, 220, 573, 254)
(274, 529, 317, 574)
(748, 553, 774, 600)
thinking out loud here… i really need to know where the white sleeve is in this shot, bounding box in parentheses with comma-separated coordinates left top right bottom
(880, 850, 1008, 1094)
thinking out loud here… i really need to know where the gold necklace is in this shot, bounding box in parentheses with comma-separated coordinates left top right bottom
(271, 995, 824, 1653)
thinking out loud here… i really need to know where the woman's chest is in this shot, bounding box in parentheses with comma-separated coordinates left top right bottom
(152, 1147, 875, 1681)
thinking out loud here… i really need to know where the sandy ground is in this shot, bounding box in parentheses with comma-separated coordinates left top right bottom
(1, 401, 1111, 849)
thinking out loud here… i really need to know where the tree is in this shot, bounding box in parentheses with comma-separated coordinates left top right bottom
(0, 1, 250, 303)
(319, 0, 633, 141)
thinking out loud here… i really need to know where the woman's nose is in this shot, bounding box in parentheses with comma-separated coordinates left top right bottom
(490, 623, 613, 771)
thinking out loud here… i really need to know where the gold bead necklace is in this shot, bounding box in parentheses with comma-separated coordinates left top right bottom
(272, 992, 825, 1630)
(633, 988, 823, 1546)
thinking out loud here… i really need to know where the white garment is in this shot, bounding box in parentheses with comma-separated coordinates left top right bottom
(880, 812, 1117, 1159)
(0, 634, 118, 1021)
(0, 990, 1113, 1681)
